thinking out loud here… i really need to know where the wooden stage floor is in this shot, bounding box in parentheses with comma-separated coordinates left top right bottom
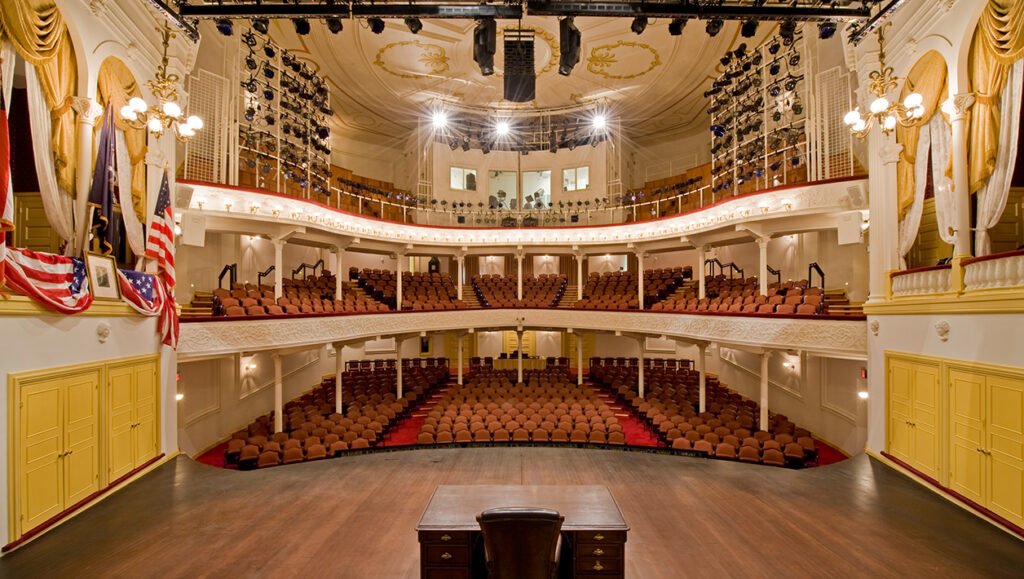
(2, 448, 1022, 578)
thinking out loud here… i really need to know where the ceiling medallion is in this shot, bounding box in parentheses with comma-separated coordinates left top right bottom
(374, 40, 449, 79)
(587, 41, 661, 80)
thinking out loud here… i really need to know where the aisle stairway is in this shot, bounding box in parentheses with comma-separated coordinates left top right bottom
(379, 383, 452, 446)
(823, 289, 863, 315)
(591, 382, 661, 447)
(557, 285, 579, 308)
(459, 293, 482, 308)
(182, 290, 215, 318)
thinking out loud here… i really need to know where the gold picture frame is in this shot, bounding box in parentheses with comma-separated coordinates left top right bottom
(85, 253, 121, 301)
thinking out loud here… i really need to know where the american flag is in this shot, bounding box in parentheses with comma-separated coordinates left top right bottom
(145, 170, 175, 290)
(88, 106, 116, 256)
(0, 87, 11, 289)
(4, 247, 93, 314)
(117, 267, 178, 348)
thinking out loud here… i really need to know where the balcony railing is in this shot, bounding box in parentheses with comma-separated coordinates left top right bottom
(963, 249, 1024, 291)
(890, 265, 952, 297)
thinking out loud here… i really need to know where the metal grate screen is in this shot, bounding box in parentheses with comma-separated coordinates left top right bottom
(184, 69, 228, 183)
(814, 66, 854, 179)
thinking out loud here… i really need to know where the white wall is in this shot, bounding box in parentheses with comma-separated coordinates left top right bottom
(479, 256, 506, 276)
(533, 255, 559, 275)
(536, 331, 563, 359)
(588, 254, 628, 274)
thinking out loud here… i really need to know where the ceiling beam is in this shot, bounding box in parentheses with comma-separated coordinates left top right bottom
(525, 1, 872, 21)
(178, 3, 524, 19)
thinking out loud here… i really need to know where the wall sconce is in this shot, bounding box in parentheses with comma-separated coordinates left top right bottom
(175, 393, 184, 401)
(249, 202, 261, 214)
(858, 391, 869, 400)
(244, 362, 257, 373)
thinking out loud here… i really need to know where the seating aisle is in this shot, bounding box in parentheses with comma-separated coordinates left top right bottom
(593, 384, 661, 448)
(379, 383, 452, 447)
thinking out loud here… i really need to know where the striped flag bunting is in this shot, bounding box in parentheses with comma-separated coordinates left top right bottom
(4, 247, 93, 314)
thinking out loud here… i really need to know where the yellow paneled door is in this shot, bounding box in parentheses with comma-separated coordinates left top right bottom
(987, 375, 1024, 528)
(886, 355, 941, 480)
(107, 358, 160, 482)
(133, 361, 159, 469)
(948, 369, 986, 505)
(887, 358, 915, 465)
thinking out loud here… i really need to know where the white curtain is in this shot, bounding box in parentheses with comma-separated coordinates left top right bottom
(929, 112, 957, 246)
(115, 129, 146, 256)
(24, 64, 74, 245)
(3, 42, 15, 217)
(976, 59, 1024, 255)
(898, 120, 931, 269)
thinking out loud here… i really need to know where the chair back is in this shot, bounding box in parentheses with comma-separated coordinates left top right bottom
(476, 507, 564, 579)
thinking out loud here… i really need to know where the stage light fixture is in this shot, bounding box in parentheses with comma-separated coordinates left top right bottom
(215, 18, 233, 36)
(496, 120, 510, 136)
(558, 17, 581, 76)
(706, 17, 723, 37)
(252, 18, 269, 35)
(432, 110, 447, 129)
(593, 115, 606, 130)
(473, 17, 497, 76)
(818, 21, 837, 39)
(293, 18, 311, 36)
(741, 19, 758, 38)
(326, 17, 343, 34)
(405, 17, 423, 34)
(368, 17, 386, 34)
(549, 130, 558, 153)
(668, 18, 687, 37)
(780, 19, 797, 42)
(631, 16, 648, 35)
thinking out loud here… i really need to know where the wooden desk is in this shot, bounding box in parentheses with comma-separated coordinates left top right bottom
(417, 485, 628, 578)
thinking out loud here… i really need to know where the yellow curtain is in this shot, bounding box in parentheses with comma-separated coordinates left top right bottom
(968, 0, 1024, 193)
(97, 57, 148, 222)
(895, 51, 948, 220)
(0, 0, 77, 194)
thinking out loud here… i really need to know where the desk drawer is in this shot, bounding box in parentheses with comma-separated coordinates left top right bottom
(575, 530, 626, 544)
(419, 531, 471, 546)
(575, 555, 623, 574)
(422, 544, 471, 566)
(575, 543, 623, 559)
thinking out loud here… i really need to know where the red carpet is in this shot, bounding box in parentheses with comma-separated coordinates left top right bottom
(379, 383, 452, 447)
(196, 441, 230, 468)
(814, 440, 848, 466)
(594, 387, 661, 448)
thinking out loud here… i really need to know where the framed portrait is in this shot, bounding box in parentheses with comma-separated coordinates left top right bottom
(85, 253, 121, 301)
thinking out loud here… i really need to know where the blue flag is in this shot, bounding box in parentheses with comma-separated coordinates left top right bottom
(88, 106, 117, 255)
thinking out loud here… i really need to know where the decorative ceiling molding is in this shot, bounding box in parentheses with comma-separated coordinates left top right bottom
(374, 40, 450, 79)
(586, 41, 662, 80)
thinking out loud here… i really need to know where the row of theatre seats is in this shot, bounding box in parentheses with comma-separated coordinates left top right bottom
(210, 273, 382, 316)
(573, 267, 690, 310)
(653, 276, 826, 315)
(225, 362, 449, 469)
(414, 369, 627, 445)
(590, 361, 818, 468)
(351, 268, 467, 310)
(472, 274, 568, 308)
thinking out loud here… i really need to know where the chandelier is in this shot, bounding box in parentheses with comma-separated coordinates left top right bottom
(120, 26, 203, 141)
(843, 24, 924, 138)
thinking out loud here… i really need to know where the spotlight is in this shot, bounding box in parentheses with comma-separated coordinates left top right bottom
(432, 110, 447, 129)
(215, 18, 233, 36)
(558, 17, 581, 76)
(706, 17, 723, 37)
(473, 17, 496, 76)
(293, 18, 310, 36)
(593, 115, 606, 130)
(326, 17, 343, 34)
(495, 120, 510, 136)
(549, 130, 558, 153)
(252, 18, 269, 35)
(481, 141, 491, 154)
(405, 17, 422, 34)
(818, 21, 837, 40)
(368, 17, 385, 34)
(631, 16, 648, 35)
(668, 18, 687, 37)
(449, 138, 459, 151)
(741, 19, 758, 38)
(462, 136, 470, 152)
(780, 19, 797, 42)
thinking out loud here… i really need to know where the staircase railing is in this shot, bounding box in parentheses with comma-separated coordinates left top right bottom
(291, 259, 325, 279)
(704, 258, 723, 277)
(722, 262, 744, 280)
(257, 265, 275, 288)
(808, 262, 825, 289)
(766, 265, 782, 286)
(217, 263, 237, 289)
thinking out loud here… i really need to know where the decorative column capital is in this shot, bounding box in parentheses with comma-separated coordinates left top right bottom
(949, 92, 976, 122)
(145, 146, 168, 169)
(71, 97, 104, 126)
(756, 237, 770, 249)
(879, 142, 903, 166)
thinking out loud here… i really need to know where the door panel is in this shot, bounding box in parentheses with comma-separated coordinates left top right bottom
(20, 381, 64, 531)
(64, 372, 100, 505)
(133, 361, 159, 467)
(887, 359, 914, 462)
(912, 363, 941, 479)
(948, 369, 985, 504)
(988, 376, 1024, 527)
(107, 366, 135, 481)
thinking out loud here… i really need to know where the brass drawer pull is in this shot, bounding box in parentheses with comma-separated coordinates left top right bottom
(440, 534, 452, 542)
(592, 548, 604, 556)
(593, 533, 604, 541)
(593, 561, 604, 571)
(441, 552, 452, 560)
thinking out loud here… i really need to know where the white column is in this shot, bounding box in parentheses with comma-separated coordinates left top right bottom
(396, 253, 404, 310)
(636, 338, 645, 398)
(577, 332, 585, 385)
(71, 98, 103, 255)
(334, 247, 344, 300)
(273, 353, 283, 433)
(576, 251, 585, 300)
(697, 342, 707, 414)
(457, 333, 464, 385)
(759, 351, 769, 431)
(949, 94, 975, 259)
(456, 254, 465, 300)
(636, 252, 646, 309)
(867, 132, 902, 301)
(516, 249, 524, 300)
(396, 339, 404, 399)
(517, 330, 524, 383)
(697, 245, 706, 299)
(334, 342, 344, 414)
(273, 239, 284, 299)
(757, 238, 769, 296)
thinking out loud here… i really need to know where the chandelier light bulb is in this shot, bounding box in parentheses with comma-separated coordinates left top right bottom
(162, 101, 182, 118)
(120, 105, 137, 120)
(187, 115, 204, 130)
(912, 105, 925, 118)
(148, 118, 164, 133)
(852, 119, 866, 132)
(843, 110, 862, 126)
(869, 97, 890, 114)
(903, 92, 923, 109)
(129, 97, 148, 113)
(883, 115, 897, 131)
(178, 124, 195, 137)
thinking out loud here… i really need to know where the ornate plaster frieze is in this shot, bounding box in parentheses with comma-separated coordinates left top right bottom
(179, 309, 867, 359)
